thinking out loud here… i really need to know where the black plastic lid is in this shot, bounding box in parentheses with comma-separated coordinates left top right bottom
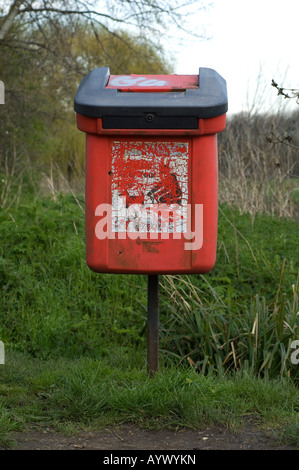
(74, 67, 228, 130)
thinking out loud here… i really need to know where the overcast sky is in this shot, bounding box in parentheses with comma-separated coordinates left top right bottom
(172, 0, 299, 115)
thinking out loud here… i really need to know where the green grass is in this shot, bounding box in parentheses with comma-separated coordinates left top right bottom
(0, 350, 298, 448)
(0, 194, 148, 359)
(0, 192, 298, 447)
(0, 194, 298, 363)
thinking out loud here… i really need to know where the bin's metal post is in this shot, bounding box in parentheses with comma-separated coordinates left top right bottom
(147, 274, 159, 375)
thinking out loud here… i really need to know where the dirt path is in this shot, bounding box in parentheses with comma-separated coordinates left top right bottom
(1, 423, 296, 450)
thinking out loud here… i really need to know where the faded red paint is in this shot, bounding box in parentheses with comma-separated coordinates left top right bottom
(107, 74, 198, 92)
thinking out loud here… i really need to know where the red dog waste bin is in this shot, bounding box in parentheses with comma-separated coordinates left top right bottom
(74, 67, 227, 274)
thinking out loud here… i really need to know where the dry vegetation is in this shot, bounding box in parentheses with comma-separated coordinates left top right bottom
(218, 110, 299, 218)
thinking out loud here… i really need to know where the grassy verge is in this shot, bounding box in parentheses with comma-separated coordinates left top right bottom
(0, 193, 298, 447)
(0, 194, 298, 363)
(0, 350, 299, 449)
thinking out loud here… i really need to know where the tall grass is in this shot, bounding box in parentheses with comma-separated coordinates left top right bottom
(159, 274, 299, 379)
(0, 194, 298, 380)
(218, 110, 299, 218)
(159, 202, 299, 379)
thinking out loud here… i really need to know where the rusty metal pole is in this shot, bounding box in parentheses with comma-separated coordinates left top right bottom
(147, 274, 159, 375)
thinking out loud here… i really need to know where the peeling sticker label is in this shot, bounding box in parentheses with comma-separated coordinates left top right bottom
(111, 141, 189, 233)
(107, 74, 199, 91)
(109, 76, 167, 88)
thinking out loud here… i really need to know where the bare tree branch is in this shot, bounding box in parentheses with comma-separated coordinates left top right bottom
(0, 0, 207, 42)
(271, 79, 299, 103)
(0, 0, 24, 40)
(269, 79, 299, 179)
(274, 161, 299, 178)
(267, 129, 299, 179)
(267, 131, 299, 151)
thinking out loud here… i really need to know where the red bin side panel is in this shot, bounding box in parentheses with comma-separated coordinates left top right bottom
(85, 134, 218, 274)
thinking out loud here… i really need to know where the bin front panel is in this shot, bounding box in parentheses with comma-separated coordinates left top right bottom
(85, 134, 218, 274)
